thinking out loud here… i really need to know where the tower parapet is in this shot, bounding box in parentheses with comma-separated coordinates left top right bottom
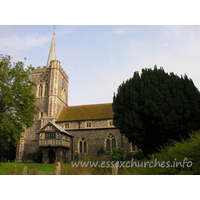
(15, 29, 69, 162)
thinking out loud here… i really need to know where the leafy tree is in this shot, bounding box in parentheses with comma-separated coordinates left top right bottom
(0, 55, 38, 159)
(112, 147, 125, 162)
(113, 66, 200, 155)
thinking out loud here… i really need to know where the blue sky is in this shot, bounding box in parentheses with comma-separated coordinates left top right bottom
(1, 25, 200, 106)
(1, 0, 199, 194)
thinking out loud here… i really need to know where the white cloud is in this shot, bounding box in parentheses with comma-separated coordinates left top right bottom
(112, 28, 126, 34)
(87, 26, 200, 106)
(63, 26, 200, 106)
(0, 33, 50, 50)
(0, 26, 74, 52)
(111, 27, 138, 35)
(119, 26, 200, 90)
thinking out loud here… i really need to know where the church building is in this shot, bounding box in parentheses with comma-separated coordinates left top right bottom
(15, 30, 137, 163)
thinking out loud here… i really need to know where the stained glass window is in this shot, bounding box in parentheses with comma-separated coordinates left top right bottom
(38, 84, 43, 97)
(84, 141, 87, 153)
(106, 133, 116, 151)
(112, 139, 116, 148)
(79, 138, 87, 153)
(80, 141, 82, 153)
(44, 84, 48, 96)
(106, 139, 110, 151)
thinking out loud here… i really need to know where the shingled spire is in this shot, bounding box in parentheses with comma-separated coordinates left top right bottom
(46, 28, 56, 67)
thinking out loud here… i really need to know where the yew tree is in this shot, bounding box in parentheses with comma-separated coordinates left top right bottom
(0, 55, 38, 159)
(113, 66, 200, 155)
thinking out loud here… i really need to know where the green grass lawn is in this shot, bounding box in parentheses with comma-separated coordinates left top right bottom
(0, 162, 137, 175)
(0, 162, 71, 175)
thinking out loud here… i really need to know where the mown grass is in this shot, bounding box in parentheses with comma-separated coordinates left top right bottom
(1, 131, 200, 175)
(0, 162, 57, 175)
(0, 160, 136, 175)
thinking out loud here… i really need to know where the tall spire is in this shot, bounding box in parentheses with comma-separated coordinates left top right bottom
(47, 27, 56, 67)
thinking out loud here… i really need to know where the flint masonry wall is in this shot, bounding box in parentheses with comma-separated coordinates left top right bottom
(16, 59, 131, 162)
(17, 61, 69, 161)
(69, 128, 130, 160)
(56, 119, 114, 129)
(56, 119, 130, 160)
(48, 60, 68, 118)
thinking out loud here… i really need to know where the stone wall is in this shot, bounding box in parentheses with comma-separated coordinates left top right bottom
(68, 128, 130, 160)
(23, 140, 39, 156)
(16, 62, 69, 161)
(25, 121, 41, 141)
(56, 119, 114, 129)
(15, 61, 131, 163)
(56, 119, 131, 161)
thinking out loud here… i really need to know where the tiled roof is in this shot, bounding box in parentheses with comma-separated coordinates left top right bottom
(53, 122, 71, 135)
(36, 121, 73, 136)
(28, 147, 36, 153)
(56, 103, 114, 122)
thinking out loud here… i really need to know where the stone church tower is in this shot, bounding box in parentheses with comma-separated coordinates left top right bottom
(15, 29, 134, 163)
(15, 30, 69, 161)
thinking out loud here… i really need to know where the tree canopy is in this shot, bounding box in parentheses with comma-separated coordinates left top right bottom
(0, 55, 38, 159)
(113, 66, 200, 155)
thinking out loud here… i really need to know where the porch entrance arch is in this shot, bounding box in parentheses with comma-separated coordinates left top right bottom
(48, 149, 55, 164)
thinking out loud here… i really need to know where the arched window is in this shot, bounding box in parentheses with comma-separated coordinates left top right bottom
(61, 87, 65, 102)
(106, 133, 116, 152)
(112, 138, 116, 148)
(39, 111, 43, 120)
(44, 83, 48, 97)
(79, 137, 87, 153)
(106, 138, 110, 151)
(38, 84, 43, 97)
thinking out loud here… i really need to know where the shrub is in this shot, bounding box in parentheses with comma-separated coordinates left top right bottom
(97, 146, 106, 156)
(22, 149, 42, 163)
(74, 150, 78, 161)
(125, 152, 134, 161)
(138, 131, 200, 175)
(133, 151, 145, 160)
(86, 155, 92, 161)
(30, 149, 43, 163)
(112, 147, 125, 162)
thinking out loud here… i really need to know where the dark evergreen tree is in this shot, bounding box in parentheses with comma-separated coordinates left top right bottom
(0, 55, 38, 159)
(113, 66, 200, 155)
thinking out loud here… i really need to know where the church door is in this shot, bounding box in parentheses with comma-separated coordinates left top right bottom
(48, 149, 55, 164)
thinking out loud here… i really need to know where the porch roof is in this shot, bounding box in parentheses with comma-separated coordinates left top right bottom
(36, 121, 73, 137)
